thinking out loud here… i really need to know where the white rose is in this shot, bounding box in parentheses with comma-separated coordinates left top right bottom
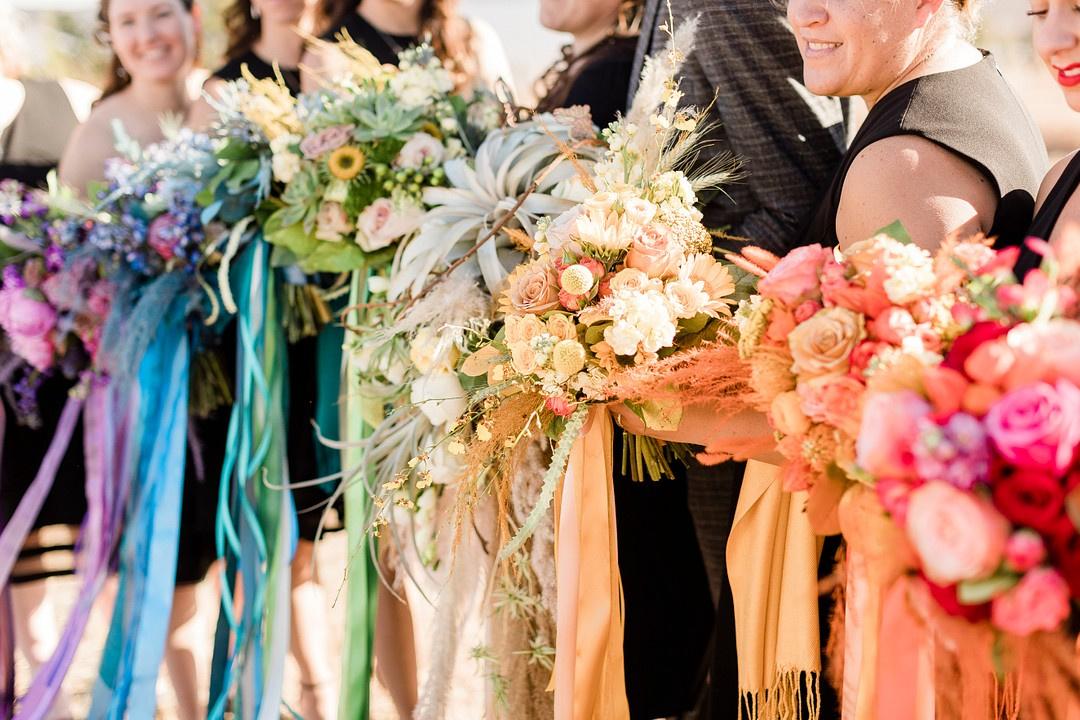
(584, 191, 619, 214)
(395, 132, 446, 170)
(604, 322, 643, 356)
(355, 198, 425, 252)
(622, 198, 657, 227)
(411, 370, 467, 427)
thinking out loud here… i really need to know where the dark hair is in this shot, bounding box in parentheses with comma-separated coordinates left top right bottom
(222, 0, 337, 64)
(322, 0, 478, 86)
(97, 0, 196, 102)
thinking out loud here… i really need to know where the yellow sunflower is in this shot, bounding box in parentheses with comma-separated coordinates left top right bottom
(328, 146, 366, 181)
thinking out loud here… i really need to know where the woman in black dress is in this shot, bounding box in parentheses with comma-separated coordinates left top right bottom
(535, 2, 715, 719)
(1018, 0, 1080, 275)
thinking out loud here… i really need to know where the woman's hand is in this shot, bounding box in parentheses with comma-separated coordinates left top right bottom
(609, 401, 781, 463)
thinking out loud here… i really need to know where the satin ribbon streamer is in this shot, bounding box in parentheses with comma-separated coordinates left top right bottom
(552, 406, 628, 720)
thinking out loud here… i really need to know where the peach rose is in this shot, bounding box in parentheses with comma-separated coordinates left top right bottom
(504, 314, 546, 344)
(797, 375, 865, 436)
(770, 391, 811, 436)
(510, 342, 539, 375)
(905, 481, 1009, 585)
(788, 306, 866, 378)
(625, 223, 685, 279)
(502, 261, 562, 315)
(545, 313, 578, 342)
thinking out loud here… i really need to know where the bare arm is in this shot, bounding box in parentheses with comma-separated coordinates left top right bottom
(186, 77, 227, 132)
(57, 119, 111, 199)
(672, 0, 847, 253)
(836, 135, 998, 253)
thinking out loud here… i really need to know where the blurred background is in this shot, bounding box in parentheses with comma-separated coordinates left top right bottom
(0, 0, 1077, 157)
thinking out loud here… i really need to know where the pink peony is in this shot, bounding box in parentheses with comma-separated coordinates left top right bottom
(991, 568, 1071, 636)
(757, 244, 831, 306)
(0, 287, 57, 339)
(355, 198, 423, 252)
(856, 391, 932, 478)
(299, 124, 354, 159)
(985, 380, 1080, 474)
(796, 375, 865, 436)
(625, 223, 684, 279)
(906, 481, 1010, 585)
(1004, 530, 1047, 573)
(11, 334, 56, 372)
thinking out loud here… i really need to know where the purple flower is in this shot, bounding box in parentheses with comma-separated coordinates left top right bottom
(2, 265, 24, 290)
(913, 413, 991, 489)
(45, 245, 65, 273)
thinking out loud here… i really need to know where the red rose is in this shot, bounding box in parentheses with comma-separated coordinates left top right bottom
(922, 576, 991, 622)
(943, 321, 1011, 376)
(991, 464, 1066, 534)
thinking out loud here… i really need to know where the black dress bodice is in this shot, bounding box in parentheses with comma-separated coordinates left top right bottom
(805, 54, 1047, 249)
(1017, 152, 1080, 277)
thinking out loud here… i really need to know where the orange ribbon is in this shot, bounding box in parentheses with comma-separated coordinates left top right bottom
(552, 406, 629, 720)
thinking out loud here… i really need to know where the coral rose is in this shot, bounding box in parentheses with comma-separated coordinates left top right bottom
(788, 306, 866, 378)
(985, 381, 1080, 473)
(757, 244, 831, 306)
(796, 375, 865, 436)
(906, 481, 1009, 585)
(991, 568, 1071, 636)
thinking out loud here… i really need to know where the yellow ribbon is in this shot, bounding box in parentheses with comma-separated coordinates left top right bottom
(552, 406, 629, 720)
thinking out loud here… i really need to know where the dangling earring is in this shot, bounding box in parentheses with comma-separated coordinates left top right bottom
(116, 65, 128, 80)
(250, 2, 261, 19)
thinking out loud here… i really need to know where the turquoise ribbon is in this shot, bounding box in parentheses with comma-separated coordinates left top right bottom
(90, 298, 190, 719)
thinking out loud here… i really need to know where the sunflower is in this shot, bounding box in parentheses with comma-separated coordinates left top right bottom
(328, 146, 366, 181)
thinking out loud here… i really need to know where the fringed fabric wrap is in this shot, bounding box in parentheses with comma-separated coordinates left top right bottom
(551, 406, 629, 720)
(727, 461, 823, 720)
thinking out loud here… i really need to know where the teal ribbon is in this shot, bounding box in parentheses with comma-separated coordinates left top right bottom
(210, 239, 295, 719)
(90, 298, 190, 719)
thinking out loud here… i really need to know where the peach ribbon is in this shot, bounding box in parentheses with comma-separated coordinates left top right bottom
(552, 406, 629, 720)
(838, 485, 933, 720)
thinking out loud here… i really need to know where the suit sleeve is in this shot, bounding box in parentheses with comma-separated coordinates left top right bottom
(673, 0, 847, 254)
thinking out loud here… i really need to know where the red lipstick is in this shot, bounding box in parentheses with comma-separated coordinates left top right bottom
(1057, 63, 1080, 88)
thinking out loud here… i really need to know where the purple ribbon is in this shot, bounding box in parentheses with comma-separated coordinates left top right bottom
(13, 379, 130, 720)
(0, 385, 84, 590)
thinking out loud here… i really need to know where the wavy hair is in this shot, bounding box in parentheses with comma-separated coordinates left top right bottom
(96, 0, 196, 102)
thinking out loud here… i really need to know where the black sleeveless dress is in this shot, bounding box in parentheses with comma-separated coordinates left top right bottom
(1016, 152, 1080, 277)
(0, 80, 87, 584)
(537, 36, 715, 719)
(321, 12, 417, 66)
(213, 51, 302, 96)
(804, 54, 1047, 249)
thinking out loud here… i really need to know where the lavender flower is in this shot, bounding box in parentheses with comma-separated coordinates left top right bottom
(913, 412, 991, 489)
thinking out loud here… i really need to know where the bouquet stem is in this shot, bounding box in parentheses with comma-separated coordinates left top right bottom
(283, 283, 333, 344)
(621, 433, 693, 483)
(189, 349, 233, 419)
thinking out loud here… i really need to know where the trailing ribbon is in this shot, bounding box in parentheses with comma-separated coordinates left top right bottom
(551, 406, 628, 720)
(209, 238, 295, 720)
(91, 301, 190, 719)
(0, 382, 85, 592)
(17, 379, 131, 720)
(337, 271, 378, 720)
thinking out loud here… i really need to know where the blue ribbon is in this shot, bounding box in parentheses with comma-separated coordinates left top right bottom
(90, 298, 190, 719)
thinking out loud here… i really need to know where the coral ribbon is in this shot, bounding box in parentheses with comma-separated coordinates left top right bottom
(553, 406, 629, 720)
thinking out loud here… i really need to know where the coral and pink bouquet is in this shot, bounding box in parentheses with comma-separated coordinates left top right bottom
(824, 244, 1080, 716)
(0, 180, 112, 426)
(723, 227, 1010, 524)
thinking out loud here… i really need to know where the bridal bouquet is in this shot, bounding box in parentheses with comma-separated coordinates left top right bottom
(264, 42, 502, 273)
(727, 228, 1007, 512)
(0, 180, 112, 425)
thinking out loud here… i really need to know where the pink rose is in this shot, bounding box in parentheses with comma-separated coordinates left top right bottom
(796, 375, 864, 436)
(793, 300, 822, 323)
(905, 481, 1009, 585)
(87, 281, 113, 319)
(625, 224, 684, 279)
(545, 396, 575, 417)
(757, 244, 831, 306)
(315, 201, 352, 242)
(1001, 321, 1080, 390)
(299, 124, 355, 159)
(1004, 530, 1047, 573)
(991, 568, 1071, 636)
(394, 132, 446, 170)
(355, 198, 423, 252)
(856, 391, 932, 478)
(870, 307, 917, 345)
(11, 333, 55, 372)
(876, 477, 918, 526)
(985, 381, 1080, 474)
(147, 214, 181, 261)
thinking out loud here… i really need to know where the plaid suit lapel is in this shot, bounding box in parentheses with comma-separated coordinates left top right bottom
(626, 0, 661, 107)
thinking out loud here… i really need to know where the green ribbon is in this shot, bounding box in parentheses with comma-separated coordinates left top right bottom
(337, 270, 378, 719)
